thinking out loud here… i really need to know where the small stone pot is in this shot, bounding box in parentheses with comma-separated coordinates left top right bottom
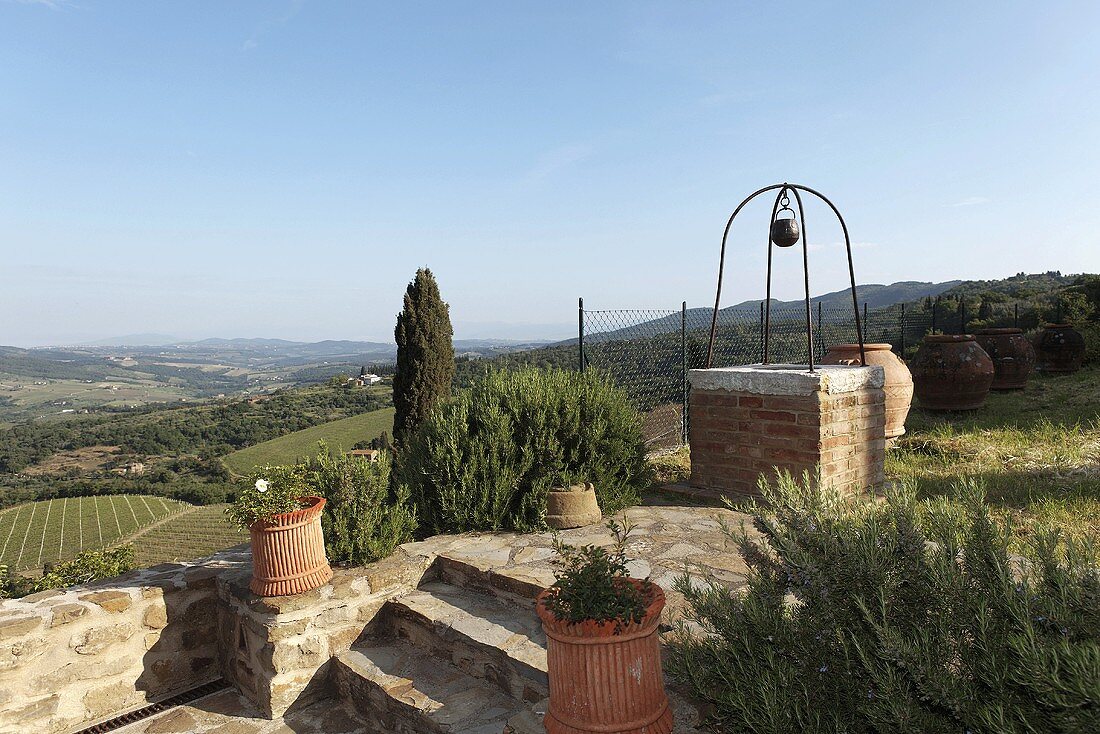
(821, 343, 913, 441)
(910, 335, 995, 411)
(249, 496, 333, 597)
(546, 483, 601, 529)
(537, 579, 673, 734)
(1034, 323, 1085, 374)
(975, 328, 1036, 390)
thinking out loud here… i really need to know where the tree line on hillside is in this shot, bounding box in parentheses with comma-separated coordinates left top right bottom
(0, 383, 391, 509)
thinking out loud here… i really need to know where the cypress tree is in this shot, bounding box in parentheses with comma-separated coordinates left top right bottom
(393, 268, 455, 445)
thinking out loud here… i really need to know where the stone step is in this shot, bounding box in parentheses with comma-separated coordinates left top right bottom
(334, 640, 525, 734)
(431, 552, 554, 605)
(387, 580, 548, 702)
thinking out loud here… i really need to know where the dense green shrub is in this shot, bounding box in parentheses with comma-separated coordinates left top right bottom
(397, 368, 650, 534)
(35, 545, 136, 594)
(669, 473, 1100, 734)
(304, 443, 416, 565)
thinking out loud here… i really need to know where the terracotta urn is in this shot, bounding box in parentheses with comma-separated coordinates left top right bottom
(249, 496, 333, 597)
(1034, 323, 1086, 374)
(822, 343, 913, 440)
(546, 482, 601, 530)
(975, 328, 1036, 389)
(536, 579, 673, 734)
(910, 335, 995, 411)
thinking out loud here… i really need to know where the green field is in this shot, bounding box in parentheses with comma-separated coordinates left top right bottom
(0, 495, 190, 571)
(222, 407, 395, 475)
(131, 504, 247, 567)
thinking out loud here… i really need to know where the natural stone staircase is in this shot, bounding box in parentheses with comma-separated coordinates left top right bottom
(332, 553, 703, 734)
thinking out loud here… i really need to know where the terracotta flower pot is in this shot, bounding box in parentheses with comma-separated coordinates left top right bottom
(1034, 323, 1085, 374)
(821, 343, 912, 440)
(910, 335, 995, 411)
(536, 579, 672, 734)
(546, 483, 602, 529)
(249, 496, 333, 597)
(974, 328, 1036, 390)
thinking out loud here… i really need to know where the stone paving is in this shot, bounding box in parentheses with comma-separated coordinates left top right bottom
(397, 503, 755, 623)
(118, 688, 363, 733)
(112, 503, 755, 734)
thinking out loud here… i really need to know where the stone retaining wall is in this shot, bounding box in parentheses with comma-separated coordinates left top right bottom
(0, 548, 249, 734)
(215, 547, 435, 718)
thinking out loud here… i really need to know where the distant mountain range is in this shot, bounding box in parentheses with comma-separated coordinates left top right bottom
(574, 280, 963, 344)
(723, 280, 964, 312)
(74, 336, 549, 355)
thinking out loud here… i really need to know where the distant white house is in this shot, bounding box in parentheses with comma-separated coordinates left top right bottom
(348, 367, 382, 387)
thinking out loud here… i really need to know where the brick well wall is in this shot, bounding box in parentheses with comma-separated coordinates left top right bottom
(688, 365, 886, 497)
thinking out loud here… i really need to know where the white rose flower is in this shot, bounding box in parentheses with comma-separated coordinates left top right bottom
(255, 479, 269, 493)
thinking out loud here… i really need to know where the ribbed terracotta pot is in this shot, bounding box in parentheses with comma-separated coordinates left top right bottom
(975, 328, 1036, 389)
(910, 335, 995, 411)
(249, 496, 333, 597)
(1034, 323, 1085, 374)
(536, 579, 673, 734)
(821, 343, 913, 440)
(546, 483, 602, 530)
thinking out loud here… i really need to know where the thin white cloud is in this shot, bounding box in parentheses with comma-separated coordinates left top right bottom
(948, 196, 991, 207)
(242, 0, 305, 51)
(521, 143, 593, 185)
(6, 0, 72, 8)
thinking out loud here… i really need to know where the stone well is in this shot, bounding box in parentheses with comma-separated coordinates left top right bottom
(688, 364, 886, 497)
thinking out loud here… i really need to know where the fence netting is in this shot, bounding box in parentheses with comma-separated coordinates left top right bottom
(581, 299, 1041, 451)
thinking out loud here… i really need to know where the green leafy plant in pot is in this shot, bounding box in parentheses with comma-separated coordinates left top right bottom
(536, 518, 673, 734)
(227, 465, 332, 597)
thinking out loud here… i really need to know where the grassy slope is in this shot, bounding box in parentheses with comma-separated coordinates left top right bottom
(647, 369, 1100, 549)
(889, 368, 1100, 548)
(222, 407, 395, 475)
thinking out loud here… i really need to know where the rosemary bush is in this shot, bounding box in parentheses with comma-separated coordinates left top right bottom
(397, 368, 649, 534)
(302, 443, 416, 565)
(668, 472, 1100, 733)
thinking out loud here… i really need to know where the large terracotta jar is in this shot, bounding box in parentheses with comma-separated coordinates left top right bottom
(1034, 324, 1086, 374)
(536, 580, 673, 734)
(249, 496, 333, 597)
(975, 328, 1036, 389)
(822, 343, 913, 440)
(910, 335, 995, 411)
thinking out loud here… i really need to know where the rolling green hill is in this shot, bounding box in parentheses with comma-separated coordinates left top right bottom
(221, 407, 395, 475)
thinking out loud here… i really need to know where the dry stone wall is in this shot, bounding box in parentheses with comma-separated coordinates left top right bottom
(0, 548, 249, 734)
(215, 548, 434, 718)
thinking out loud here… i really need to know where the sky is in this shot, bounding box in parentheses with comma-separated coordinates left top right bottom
(2, 1, 1099, 346)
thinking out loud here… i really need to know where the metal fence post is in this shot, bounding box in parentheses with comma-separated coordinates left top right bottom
(816, 301, 823, 355)
(1014, 303, 1019, 329)
(759, 301, 765, 362)
(961, 299, 967, 334)
(863, 302, 868, 340)
(932, 297, 938, 334)
(681, 301, 688, 445)
(900, 302, 906, 354)
(577, 297, 585, 371)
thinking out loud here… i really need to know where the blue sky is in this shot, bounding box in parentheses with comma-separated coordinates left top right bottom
(2, 1, 1099, 346)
